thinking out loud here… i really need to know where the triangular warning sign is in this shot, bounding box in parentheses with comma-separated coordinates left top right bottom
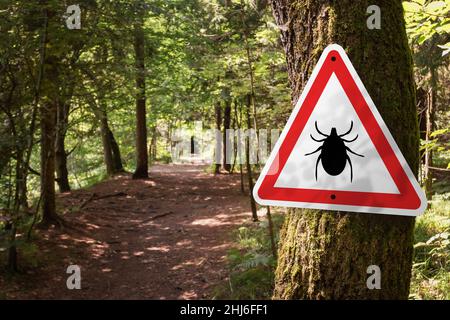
(253, 44, 427, 216)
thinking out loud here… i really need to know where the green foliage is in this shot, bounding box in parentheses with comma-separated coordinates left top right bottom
(426, 125, 450, 176)
(411, 192, 450, 299)
(403, 0, 450, 51)
(420, 128, 450, 158)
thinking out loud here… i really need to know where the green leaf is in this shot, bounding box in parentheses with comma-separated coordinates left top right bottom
(436, 22, 450, 33)
(425, 1, 447, 12)
(430, 128, 449, 137)
(403, 1, 423, 12)
(418, 34, 428, 44)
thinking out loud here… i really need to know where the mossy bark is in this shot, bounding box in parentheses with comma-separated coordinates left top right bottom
(270, 0, 419, 299)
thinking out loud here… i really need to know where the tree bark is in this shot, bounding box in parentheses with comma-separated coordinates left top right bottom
(108, 125, 124, 173)
(266, 206, 277, 260)
(246, 94, 258, 222)
(424, 67, 436, 199)
(99, 111, 115, 176)
(271, 0, 418, 299)
(223, 97, 232, 173)
(132, 8, 149, 179)
(214, 102, 222, 174)
(234, 100, 245, 193)
(149, 125, 157, 162)
(55, 100, 71, 192)
(40, 101, 58, 224)
(38, 5, 61, 226)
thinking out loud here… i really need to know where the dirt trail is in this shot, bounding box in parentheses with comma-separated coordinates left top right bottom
(2, 164, 256, 299)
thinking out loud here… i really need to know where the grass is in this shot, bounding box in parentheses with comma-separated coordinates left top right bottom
(410, 192, 450, 300)
(217, 193, 450, 300)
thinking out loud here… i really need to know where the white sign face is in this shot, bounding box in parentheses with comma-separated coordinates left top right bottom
(253, 44, 427, 216)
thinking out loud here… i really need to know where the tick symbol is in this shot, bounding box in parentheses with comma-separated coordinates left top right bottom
(305, 121, 364, 182)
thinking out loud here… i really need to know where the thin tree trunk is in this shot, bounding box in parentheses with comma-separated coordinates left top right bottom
(16, 155, 29, 209)
(230, 100, 238, 174)
(7, 225, 17, 272)
(99, 111, 115, 176)
(108, 126, 124, 173)
(424, 67, 436, 199)
(214, 102, 222, 174)
(7, 148, 23, 272)
(149, 125, 157, 162)
(416, 87, 427, 184)
(132, 7, 149, 179)
(223, 97, 232, 173)
(266, 206, 277, 260)
(40, 101, 58, 225)
(246, 94, 258, 222)
(271, 0, 418, 299)
(240, 164, 245, 193)
(55, 100, 71, 192)
(240, 2, 259, 133)
(237, 100, 245, 193)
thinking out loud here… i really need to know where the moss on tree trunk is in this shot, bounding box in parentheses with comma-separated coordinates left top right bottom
(270, 0, 419, 299)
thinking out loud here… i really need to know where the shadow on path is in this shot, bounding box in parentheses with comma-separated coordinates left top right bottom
(1, 164, 257, 299)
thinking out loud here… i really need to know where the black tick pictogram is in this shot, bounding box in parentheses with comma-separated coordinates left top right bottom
(305, 121, 364, 182)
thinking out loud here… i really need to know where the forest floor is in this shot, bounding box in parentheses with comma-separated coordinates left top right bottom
(1, 164, 256, 299)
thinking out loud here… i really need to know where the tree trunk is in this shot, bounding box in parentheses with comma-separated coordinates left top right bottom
(132, 8, 149, 179)
(40, 101, 58, 225)
(266, 206, 277, 260)
(214, 102, 222, 174)
(236, 100, 245, 193)
(108, 126, 124, 173)
(230, 100, 239, 174)
(7, 225, 17, 272)
(39, 6, 60, 226)
(271, 0, 418, 299)
(55, 100, 71, 192)
(246, 94, 258, 222)
(99, 111, 115, 176)
(149, 125, 157, 162)
(223, 97, 232, 173)
(424, 67, 436, 199)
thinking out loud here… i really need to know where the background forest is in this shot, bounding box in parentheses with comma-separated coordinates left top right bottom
(0, 0, 449, 299)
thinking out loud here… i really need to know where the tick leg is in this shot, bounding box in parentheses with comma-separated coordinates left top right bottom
(310, 134, 326, 142)
(339, 121, 354, 137)
(342, 134, 358, 143)
(346, 155, 353, 182)
(305, 146, 322, 156)
(315, 121, 328, 137)
(315, 155, 322, 181)
(346, 146, 364, 157)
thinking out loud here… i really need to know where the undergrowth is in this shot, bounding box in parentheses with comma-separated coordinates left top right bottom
(410, 192, 450, 300)
(212, 211, 284, 299)
(217, 193, 450, 300)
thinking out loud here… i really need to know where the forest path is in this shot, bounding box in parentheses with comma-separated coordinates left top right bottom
(4, 164, 255, 299)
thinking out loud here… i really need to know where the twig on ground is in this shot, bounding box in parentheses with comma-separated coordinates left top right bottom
(80, 192, 127, 209)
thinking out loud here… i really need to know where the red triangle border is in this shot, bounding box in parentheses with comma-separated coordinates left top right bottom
(255, 48, 423, 212)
